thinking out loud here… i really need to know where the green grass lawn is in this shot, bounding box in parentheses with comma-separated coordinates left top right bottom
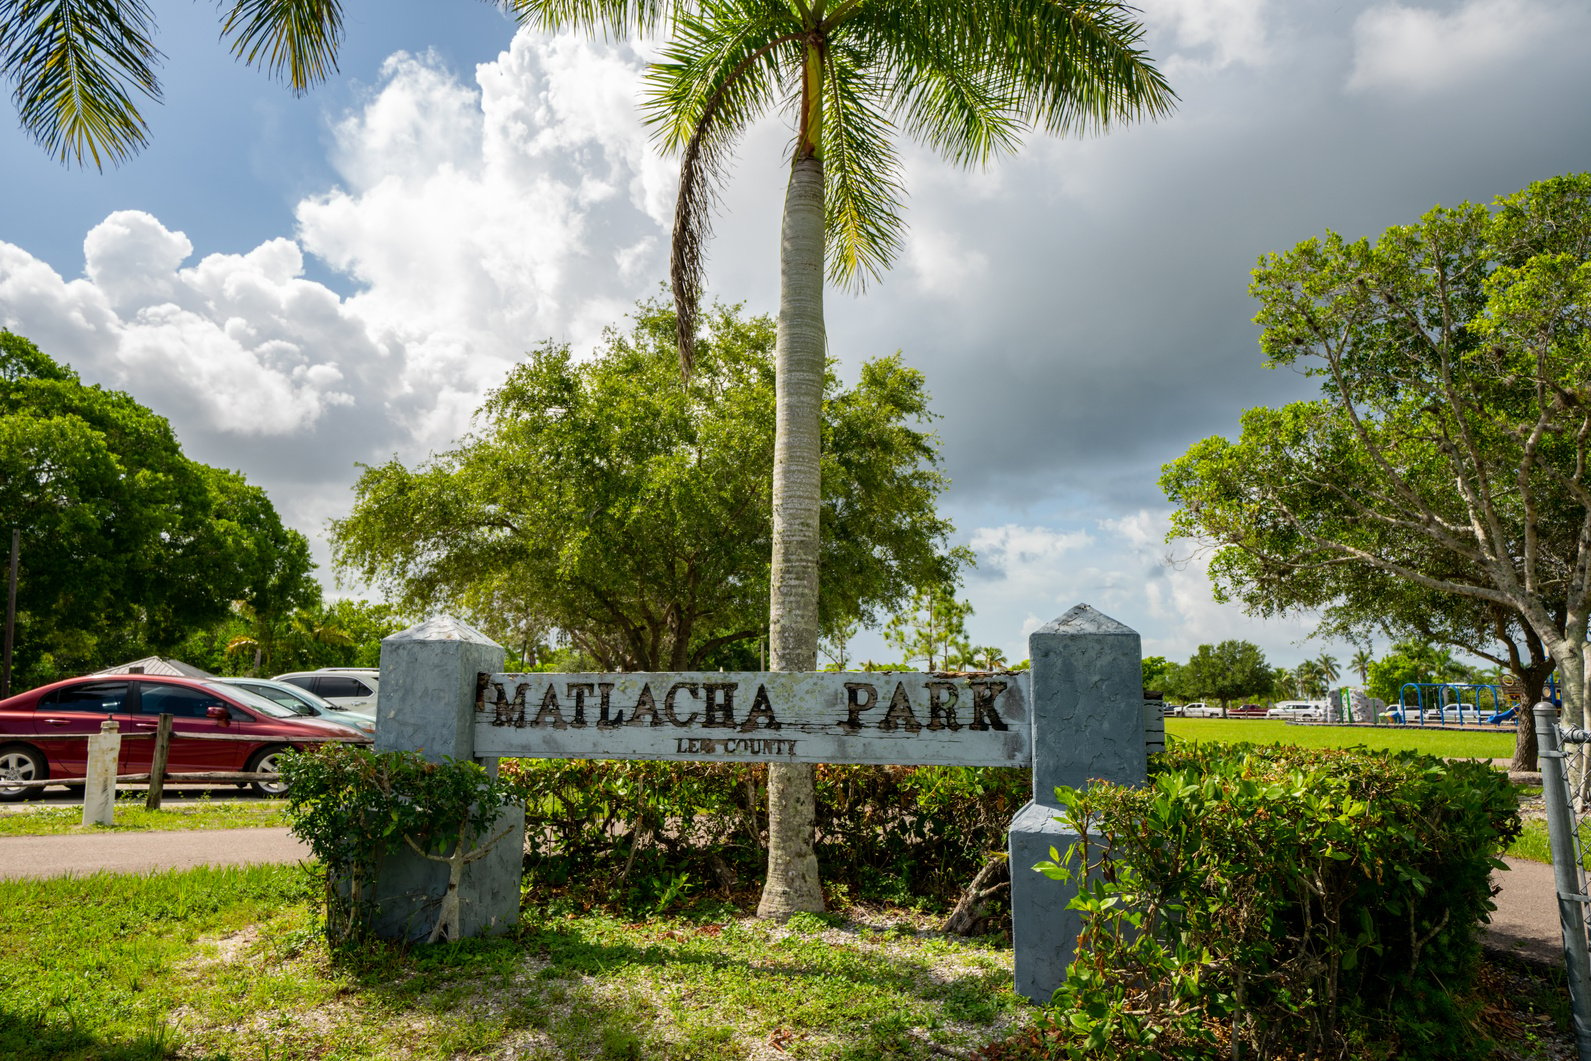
(1165, 718, 1518, 759)
(0, 864, 1023, 1061)
(0, 795, 288, 836)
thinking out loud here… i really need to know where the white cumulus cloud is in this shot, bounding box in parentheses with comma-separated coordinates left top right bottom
(1347, 0, 1574, 94)
(2, 212, 363, 437)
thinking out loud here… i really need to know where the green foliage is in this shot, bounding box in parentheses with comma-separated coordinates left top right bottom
(280, 745, 522, 945)
(508, 759, 1027, 916)
(1179, 639, 1272, 709)
(883, 583, 975, 670)
(1140, 656, 1170, 695)
(332, 298, 960, 670)
(1009, 743, 1519, 1060)
(0, 331, 314, 687)
(1367, 638, 1481, 706)
(1161, 173, 1591, 728)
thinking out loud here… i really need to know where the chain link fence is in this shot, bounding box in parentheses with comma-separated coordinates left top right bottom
(1533, 703, 1591, 1060)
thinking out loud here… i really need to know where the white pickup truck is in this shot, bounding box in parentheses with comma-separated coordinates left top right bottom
(1180, 702, 1224, 717)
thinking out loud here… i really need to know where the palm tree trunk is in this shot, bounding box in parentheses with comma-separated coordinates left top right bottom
(758, 151, 826, 919)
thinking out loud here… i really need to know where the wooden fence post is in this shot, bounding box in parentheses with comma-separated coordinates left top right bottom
(145, 713, 173, 810)
(82, 719, 121, 826)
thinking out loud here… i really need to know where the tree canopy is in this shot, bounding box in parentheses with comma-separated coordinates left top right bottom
(0, 331, 315, 689)
(331, 300, 960, 671)
(1161, 174, 1591, 730)
(1178, 640, 1273, 711)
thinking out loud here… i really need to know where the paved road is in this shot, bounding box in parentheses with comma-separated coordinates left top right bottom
(0, 826, 1570, 970)
(0, 826, 311, 879)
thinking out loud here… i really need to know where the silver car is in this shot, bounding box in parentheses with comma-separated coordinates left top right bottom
(220, 676, 377, 735)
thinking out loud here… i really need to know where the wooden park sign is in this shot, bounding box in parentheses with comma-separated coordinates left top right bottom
(378, 605, 1146, 1004)
(475, 671, 1029, 766)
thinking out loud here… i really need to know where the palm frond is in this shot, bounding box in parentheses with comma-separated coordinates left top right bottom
(220, 0, 344, 94)
(843, 2, 1024, 167)
(1, 0, 161, 167)
(508, 0, 681, 37)
(643, 0, 795, 371)
(995, 0, 1177, 135)
(820, 41, 906, 289)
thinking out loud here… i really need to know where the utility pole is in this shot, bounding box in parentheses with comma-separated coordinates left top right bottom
(2, 528, 17, 699)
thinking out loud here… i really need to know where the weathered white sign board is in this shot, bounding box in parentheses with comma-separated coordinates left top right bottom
(475, 671, 1031, 766)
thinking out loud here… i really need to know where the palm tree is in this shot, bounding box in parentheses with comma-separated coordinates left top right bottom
(1351, 647, 1374, 685)
(1, 0, 342, 167)
(518, 0, 1174, 918)
(1314, 653, 1339, 689)
(1294, 659, 1327, 699)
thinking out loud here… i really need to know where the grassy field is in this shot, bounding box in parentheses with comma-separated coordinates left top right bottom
(1165, 718, 1518, 759)
(0, 795, 287, 835)
(0, 864, 1022, 1061)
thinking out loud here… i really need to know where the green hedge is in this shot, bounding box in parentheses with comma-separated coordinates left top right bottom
(990, 743, 1520, 1061)
(507, 759, 1028, 916)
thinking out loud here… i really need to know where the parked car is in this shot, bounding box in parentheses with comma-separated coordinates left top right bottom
(0, 674, 369, 800)
(218, 677, 376, 735)
(1229, 703, 1271, 718)
(272, 668, 381, 712)
(1181, 702, 1223, 717)
(1271, 700, 1329, 721)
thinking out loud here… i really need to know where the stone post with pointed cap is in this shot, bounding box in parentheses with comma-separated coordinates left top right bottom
(363, 615, 524, 941)
(1008, 604, 1145, 1002)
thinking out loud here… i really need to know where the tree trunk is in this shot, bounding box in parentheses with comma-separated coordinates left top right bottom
(757, 151, 827, 920)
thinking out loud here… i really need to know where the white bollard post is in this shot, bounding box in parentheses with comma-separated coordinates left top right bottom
(82, 719, 121, 826)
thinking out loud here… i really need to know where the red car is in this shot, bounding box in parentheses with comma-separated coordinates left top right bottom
(1229, 703, 1271, 718)
(0, 674, 370, 800)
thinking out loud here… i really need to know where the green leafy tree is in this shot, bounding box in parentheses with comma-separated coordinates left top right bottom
(883, 586, 973, 671)
(1140, 656, 1171, 696)
(518, 0, 1174, 918)
(1161, 174, 1591, 739)
(1, 332, 307, 687)
(332, 300, 959, 673)
(1366, 639, 1479, 708)
(976, 646, 1009, 671)
(1181, 640, 1272, 714)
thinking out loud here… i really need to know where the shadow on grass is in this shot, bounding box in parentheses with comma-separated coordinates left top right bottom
(0, 1005, 184, 1061)
(321, 911, 1014, 1058)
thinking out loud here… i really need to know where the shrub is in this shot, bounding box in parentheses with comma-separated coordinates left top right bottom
(281, 744, 522, 944)
(987, 743, 1519, 1061)
(506, 759, 1028, 916)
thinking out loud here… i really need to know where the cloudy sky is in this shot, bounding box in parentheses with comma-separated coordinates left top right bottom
(2, 0, 1588, 672)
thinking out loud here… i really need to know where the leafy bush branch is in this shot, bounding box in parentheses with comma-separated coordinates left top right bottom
(280, 745, 523, 945)
(997, 743, 1518, 1061)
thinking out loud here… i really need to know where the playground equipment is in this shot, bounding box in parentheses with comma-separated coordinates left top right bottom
(1383, 682, 1507, 726)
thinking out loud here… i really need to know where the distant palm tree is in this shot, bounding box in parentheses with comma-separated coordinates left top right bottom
(1351, 648, 1374, 685)
(978, 646, 1008, 671)
(1315, 654, 1339, 688)
(1295, 660, 1327, 699)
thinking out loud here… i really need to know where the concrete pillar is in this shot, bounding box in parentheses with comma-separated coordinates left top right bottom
(81, 719, 120, 826)
(1008, 604, 1145, 1003)
(369, 616, 524, 941)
